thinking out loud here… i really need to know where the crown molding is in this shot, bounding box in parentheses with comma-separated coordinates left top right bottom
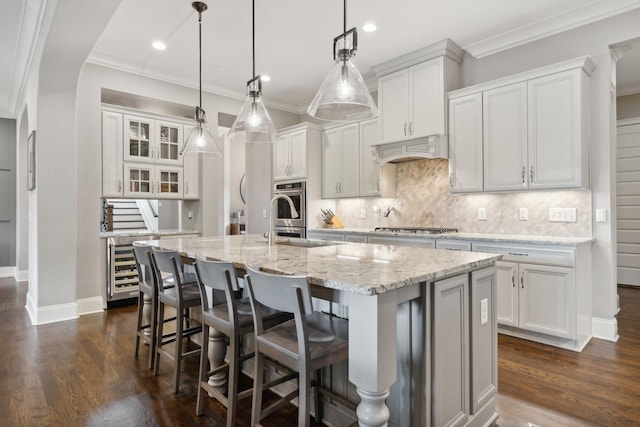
(463, 1, 640, 58)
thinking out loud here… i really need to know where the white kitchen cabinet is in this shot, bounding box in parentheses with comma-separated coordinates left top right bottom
(448, 93, 483, 193)
(124, 114, 155, 163)
(359, 119, 396, 197)
(274, 126, 308, 181)
(368, 235, 436, 248)
(378, 56, 456, 144)
(527, 69, 589, 189)
(102, 111, 124, 197)
(483, 83, 528, 192)
(474, 241, 590, 351)
(156, 120, 183, 165)
(448, 56, 594, 193)
(436, 239, 472, 251)
(322, 123, 359, 198)
(124, 164, 183, 199)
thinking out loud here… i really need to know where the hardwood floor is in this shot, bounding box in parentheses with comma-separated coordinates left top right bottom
(1, 277, 639, 426)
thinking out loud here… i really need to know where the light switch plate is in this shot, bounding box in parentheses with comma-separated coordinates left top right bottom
(262, 209, 267, 218)
(549, 207, 577, 222)
(478, 207, 487, 221)
(480, 298, 488, 325)
(519, 208, 528, 221)
(595, 208, 607, 223)
(360, 208, 366, 219)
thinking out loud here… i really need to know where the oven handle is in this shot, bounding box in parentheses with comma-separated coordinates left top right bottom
(273, 189, 304, 196)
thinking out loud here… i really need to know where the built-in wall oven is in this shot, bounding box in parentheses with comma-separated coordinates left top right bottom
(273, 181, 306, 238)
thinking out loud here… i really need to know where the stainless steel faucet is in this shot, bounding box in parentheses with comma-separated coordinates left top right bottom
(268, 194, 299, 249)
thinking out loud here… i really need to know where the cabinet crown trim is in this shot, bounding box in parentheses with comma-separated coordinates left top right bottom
(277, 121, 321, 134)
(448, 56, 595, 100)
(372, 38, 465, 77)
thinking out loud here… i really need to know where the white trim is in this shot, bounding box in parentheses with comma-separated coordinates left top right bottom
(15, 269, 28, 282)
(77, 296, 104, 316)
(0, 266, 16, 278)
(616, 85, 640, 97)
(27, 300, 78, 326)
(464, 2, 640, 58)
(592, 317, 619, 342)
(617, 117, 640, 127)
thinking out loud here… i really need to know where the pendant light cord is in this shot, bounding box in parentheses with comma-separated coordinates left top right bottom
(252, 0, 256, 79)
(198, 10, 203, 110)
(343, 0, 347, 36)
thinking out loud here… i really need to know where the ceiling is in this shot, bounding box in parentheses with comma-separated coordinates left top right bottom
(3, 0, 640, 118)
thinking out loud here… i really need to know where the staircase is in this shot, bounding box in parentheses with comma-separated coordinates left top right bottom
(105, 199, 148, 231)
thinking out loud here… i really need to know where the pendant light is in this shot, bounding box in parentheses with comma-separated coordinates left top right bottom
(307, 0, 378, 122)
(181, 1, 222, 157)
(228, 0, 277, 144)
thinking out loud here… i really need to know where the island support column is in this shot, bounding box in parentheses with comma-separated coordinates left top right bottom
(348, 291, 398, 426)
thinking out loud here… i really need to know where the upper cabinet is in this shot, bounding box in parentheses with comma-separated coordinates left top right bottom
(322, 123, 360, 198)
(359, 119, 396, 197)
(448, 93, 484, 193)
(448, 56, 595, 193)
(273, 123, 321, 182)
(373, 39, 463, 159)
(102, 108, 195, 199)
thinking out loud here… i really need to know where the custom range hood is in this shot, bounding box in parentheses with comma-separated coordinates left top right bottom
(370, 39, 463, 165)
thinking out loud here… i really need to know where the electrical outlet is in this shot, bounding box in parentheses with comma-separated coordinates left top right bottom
(519, 208, 528, 221)
(480, 298, 488, 325)
(360, 208, 366, 219)
(549, 207, 577, 222)
(478, 207, 487, 221)
(188, 210, 193, 220)
(262, 209, 267, 218)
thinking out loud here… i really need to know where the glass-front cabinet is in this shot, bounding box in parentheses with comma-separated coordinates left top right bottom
(124, 115, 154, 163)
(156, 121, 183, 165)
(124, 164, 183, 199)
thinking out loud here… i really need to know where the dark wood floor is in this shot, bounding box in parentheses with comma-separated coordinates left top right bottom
(1, 278, 639, 426)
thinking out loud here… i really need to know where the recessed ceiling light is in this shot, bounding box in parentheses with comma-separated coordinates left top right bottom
(363, 22, 377, 32)
(152, 41, 167, 50)
(260, 75, 271, 82)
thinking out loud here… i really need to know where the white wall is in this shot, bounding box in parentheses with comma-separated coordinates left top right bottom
(459, 9, 640, 341)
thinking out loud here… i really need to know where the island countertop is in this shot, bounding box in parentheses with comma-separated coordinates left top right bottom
(135, 234, 502, 296)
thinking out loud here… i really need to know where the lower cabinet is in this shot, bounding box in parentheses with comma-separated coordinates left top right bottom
(368, 235, 436, 248)
(432, 266, 497, 427)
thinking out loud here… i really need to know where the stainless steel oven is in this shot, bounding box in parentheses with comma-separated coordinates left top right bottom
(273, 181, 306, 229)
(274, 226, 306, 238)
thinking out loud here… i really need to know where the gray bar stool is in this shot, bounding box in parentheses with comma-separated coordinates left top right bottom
(245, 265, 349, 427)
(193, 259, 292, 426)
(150, 248, 202, 393)
(132, 244, 160, 369)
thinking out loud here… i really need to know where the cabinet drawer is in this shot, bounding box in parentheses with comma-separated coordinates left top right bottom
(368, 235, 436, 248)
(473, 243, 574, 267)
(436, 240, 472, 251)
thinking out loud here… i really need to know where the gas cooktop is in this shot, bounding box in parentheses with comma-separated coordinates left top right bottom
(374, 227, 459, 234)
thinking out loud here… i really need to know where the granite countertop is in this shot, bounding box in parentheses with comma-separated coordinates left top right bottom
(100, 229, 201, 239)
(134, 234, 501, 296)
(308, 227, 593, 246)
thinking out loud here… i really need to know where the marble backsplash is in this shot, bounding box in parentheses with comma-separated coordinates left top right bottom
(335, 159, 592, 237)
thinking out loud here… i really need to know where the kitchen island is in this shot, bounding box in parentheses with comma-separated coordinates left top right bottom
(137, 234, 502, 427)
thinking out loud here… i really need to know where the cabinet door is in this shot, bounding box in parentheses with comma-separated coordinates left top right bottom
(367, 235, 436, 248)
(287, 129, 307, 180)
(433, 274, 469, 427)
(449, 93, 483, 193)
(470, 267, 497, 415)
(124, 115, 155, 163)
(321, 128, 340, 198)
(156, 120, 183, 165)
(156, 166, 184, 199)
(483, 83, 528, 191)
(359, 119, 380, 196)
(124, 164, 154, 198)
(495, 261, 518, 327)
(338, 123, 360, 197)
(519, 263, 576, 339)
(528, 69, 584, 189)
(410, 57, 445, 138)
(273, 136, 290, 181)
(101, 111, 123, 197)
(378, 69, 409, 143)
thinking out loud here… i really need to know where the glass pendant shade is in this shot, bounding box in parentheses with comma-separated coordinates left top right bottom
(182, 107, 222, 157)
(229, 81, 277, 144)
(307, 54, 378, 121)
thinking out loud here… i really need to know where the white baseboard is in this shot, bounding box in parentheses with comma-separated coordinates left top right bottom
(26, 299, 78, 325)
(592, 317, 619, 342)
(77, 296, 104, 316)
(15, 269, 29, 282)
(0, 266, 16, 278)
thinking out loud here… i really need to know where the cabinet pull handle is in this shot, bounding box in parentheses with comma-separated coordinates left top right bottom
(508, 252, 529, 256)
(530, 166, 534, 183)
(339, 182, 342, 193)
(377, 180, 380, 192)
(151, 181, 154, 193)
(185, 183, 189, 194)
(335, 182, 339, 194)
(409, 122, 413, 136)
(449, 174, 454, 188)
(118, 179, 122, 192)
(511, 272, 515, 287)
(404, 123, 407, 136)
(521, 166, 525, 184)
(520, 272, 525, 289)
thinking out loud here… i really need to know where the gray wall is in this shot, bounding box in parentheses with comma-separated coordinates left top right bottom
(0, 118, 16, 267)
(617, 93, 640, 120)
